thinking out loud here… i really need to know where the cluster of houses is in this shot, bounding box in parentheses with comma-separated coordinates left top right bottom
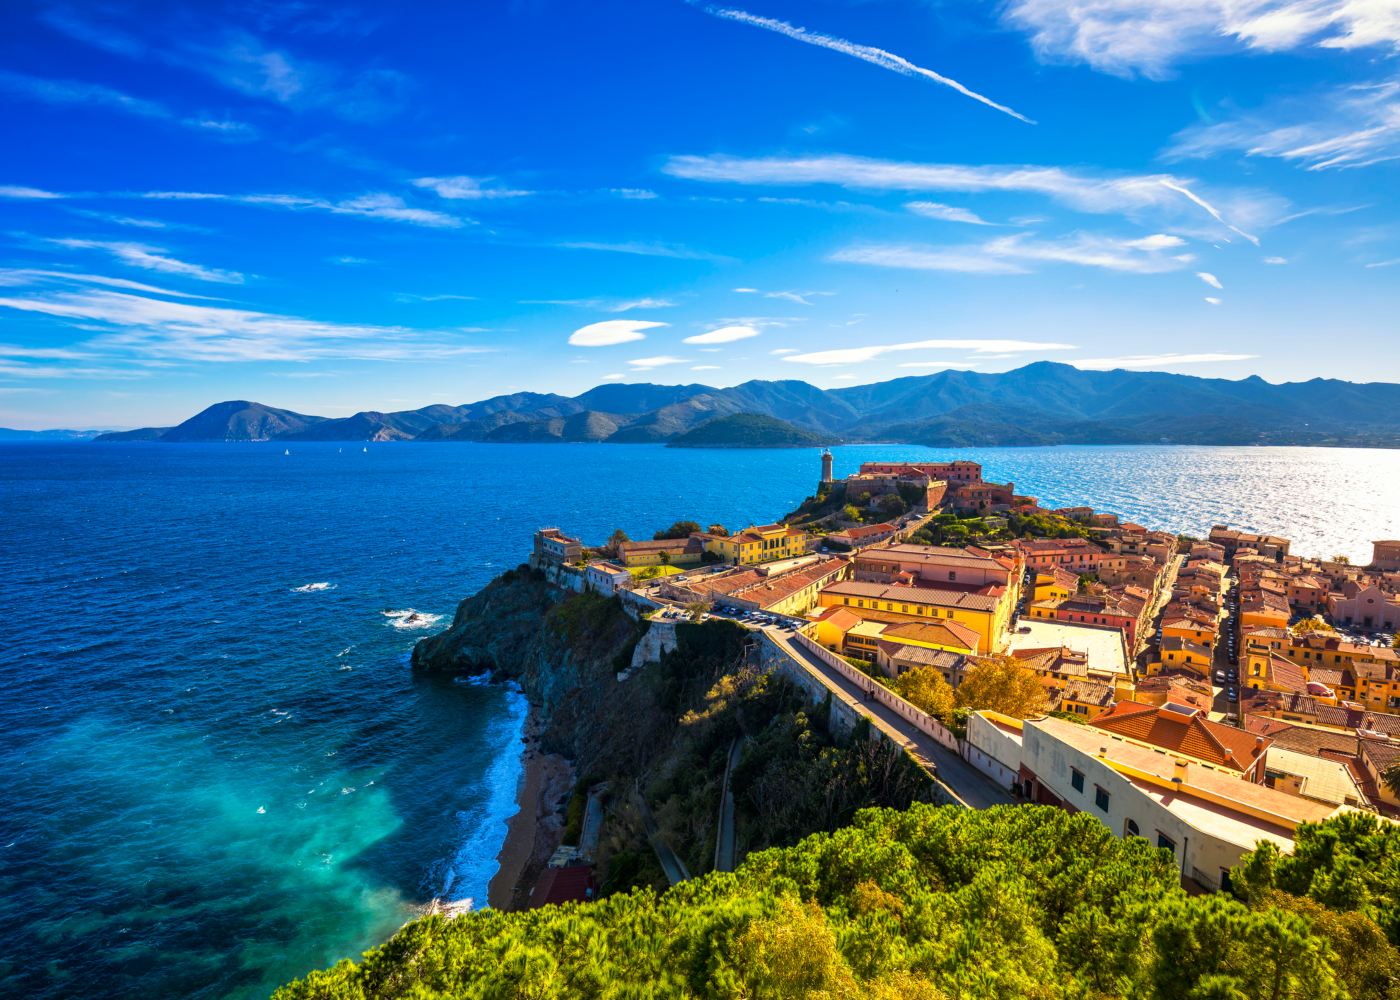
(530, 453, 1400, 886)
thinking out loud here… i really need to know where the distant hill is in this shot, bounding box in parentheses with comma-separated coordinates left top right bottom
(0, 427, 104, 441)
(160, 401, 326, 442)
(668, 413, 833, 448)
(92, 426, 170, 442)
(92, 363, 1400, 447)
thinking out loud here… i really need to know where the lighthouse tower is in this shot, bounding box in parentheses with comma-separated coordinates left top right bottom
(820, 448, 834, 484)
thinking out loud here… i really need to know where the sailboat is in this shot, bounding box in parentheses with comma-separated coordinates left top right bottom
(284, 448, 290, 456)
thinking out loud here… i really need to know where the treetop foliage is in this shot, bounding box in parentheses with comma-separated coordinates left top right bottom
(275, 805, 1387, 1000)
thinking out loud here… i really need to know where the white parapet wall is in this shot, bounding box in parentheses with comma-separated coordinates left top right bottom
(790, 631, 960, 751)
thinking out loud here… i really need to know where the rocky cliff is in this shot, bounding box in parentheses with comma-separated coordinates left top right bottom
(413, 567, 933, 893)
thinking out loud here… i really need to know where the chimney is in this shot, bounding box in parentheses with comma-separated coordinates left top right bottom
(1172, 759, 1188, 784)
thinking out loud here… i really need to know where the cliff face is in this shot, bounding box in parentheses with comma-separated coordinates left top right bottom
(414, 568, 933, 893)
(411, 566, 557, 676)
(412, 566, 644, 739)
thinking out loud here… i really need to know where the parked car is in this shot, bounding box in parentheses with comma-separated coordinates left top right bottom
(1227, 688, 1238, 703)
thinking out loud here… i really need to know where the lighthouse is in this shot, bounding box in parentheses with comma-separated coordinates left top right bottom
(820, 448, 834, 484)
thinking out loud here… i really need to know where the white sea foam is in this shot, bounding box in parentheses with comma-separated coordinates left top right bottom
(257, 806, 266, 815)
(291, 582, 335, 593)
(381, 608, 444, 630)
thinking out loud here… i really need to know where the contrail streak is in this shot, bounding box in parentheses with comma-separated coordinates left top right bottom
(699, 5, 1035, 124)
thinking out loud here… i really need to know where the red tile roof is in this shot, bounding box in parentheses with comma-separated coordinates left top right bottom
(1091, 701, 1270, 772)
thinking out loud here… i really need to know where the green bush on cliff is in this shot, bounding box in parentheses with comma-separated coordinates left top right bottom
(276, 805, 1362, 1000)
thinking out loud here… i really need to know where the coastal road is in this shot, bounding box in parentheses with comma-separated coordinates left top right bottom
(632, 784, 691, 886)
(713, 737, 745, 873)
(765, 629, 1015, 810)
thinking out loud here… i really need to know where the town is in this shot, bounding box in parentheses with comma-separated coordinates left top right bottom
(529, 451, 1400, 897)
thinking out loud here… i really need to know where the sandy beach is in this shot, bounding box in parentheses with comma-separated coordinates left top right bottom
(486, 708, 574, 910)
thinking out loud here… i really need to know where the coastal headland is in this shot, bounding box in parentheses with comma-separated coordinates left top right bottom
(407, 452, 1399, 916)
(279, 450, 1400, 998)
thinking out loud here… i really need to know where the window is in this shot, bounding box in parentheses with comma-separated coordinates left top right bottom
(1094, 786, 1110, 812)
(1125, 818, 1140, 837)
(1157, 832, 1176, 854)
(1070, 768, 1084, 793)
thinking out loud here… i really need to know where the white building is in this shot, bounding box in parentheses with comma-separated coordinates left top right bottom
(963, 710, 1350, 891)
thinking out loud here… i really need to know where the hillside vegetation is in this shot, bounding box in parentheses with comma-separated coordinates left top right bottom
(276, 805, 1400, 999)
(97, 362, 1400, 446)
(412, 572, 934, 898)
(668, 412, 832, 448)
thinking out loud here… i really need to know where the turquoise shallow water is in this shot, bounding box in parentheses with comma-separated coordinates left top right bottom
(1, 441, 1397, 998)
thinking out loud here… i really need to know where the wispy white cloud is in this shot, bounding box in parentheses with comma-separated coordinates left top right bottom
(412, 175, 531, 199)
(0, 185, 64, 200)
(0, 267, 219, 300)
(691, 364, 722, 371)
(663, 154, 1274, 238)
(68, 209, 203, 231)
(783, 338, 1076, 366)
(1170, 80, 1400, 171)
(611, 188, 659, 200)
(905, 201, 997, 225)
(733, 287, 832, 305)
(696, 5, 1035, 123)
(0, 274, 492, 365)
(49, 238, 246, 284)
(1365, 257, 1400, 268)
(1196, 271, 1223, 289)
(1263, 256, 1288, 264)
(770, 347, 799, 355)
(525, 296, 677, 312)
(0, 70, 254, 136)
(1002, 0, 1400, 79)
(896, 360, 984, 369)
(393, 292, 477, 303)
(569, 320, 667, 347)
(1126, 233, 1187, 250)
(603, 373, 626, 381)
(628, 355, 689, 369)
(1204, 296, 1223, 305)
(683, 324, 759, 345)
(1068, 352, 1255, 369)
(140, 190, 465, 228)
(40, 8, 410, 123)
(557, 240, 731, 262)
(1156, 178, 1259, 244)
(832, 231, 1196, 275)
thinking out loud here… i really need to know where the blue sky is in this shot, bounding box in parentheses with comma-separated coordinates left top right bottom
(2, 0, 1398, 428)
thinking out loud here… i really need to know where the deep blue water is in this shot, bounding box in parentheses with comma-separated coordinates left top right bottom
(1, 441, 1397, 998)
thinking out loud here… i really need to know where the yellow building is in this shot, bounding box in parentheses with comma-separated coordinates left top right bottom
(701, 523, 809, 565)
(1033, 569, 1076, 604)
(1056, 679, 1116, 720)
(617, 537, 703, 568)
(1150, 636, 1212, 676)
(817, 579, 1009, 652)
(1161, 613, 1218, 651)
(1243, 628, 1399, 711)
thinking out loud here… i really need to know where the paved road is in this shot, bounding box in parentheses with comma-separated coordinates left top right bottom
(713, 737, 745, 872)
(766, 630, 1015, 810)
(579, 783, 607, 861)
(633, 785, 691, 886)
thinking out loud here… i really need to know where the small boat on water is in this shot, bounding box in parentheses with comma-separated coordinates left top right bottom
(284, 449, 290, 456)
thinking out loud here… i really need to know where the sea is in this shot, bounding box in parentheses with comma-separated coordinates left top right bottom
(2, 441, 1397, 998)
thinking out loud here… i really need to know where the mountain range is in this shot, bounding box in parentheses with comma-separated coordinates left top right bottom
(92, 362, 1400, 448)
